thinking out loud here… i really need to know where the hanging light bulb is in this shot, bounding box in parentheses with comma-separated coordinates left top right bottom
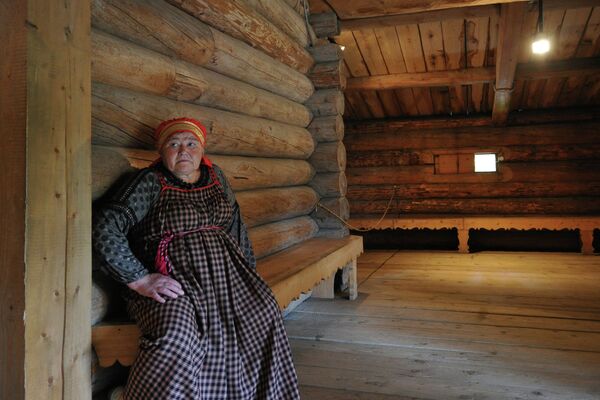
(532, 33, 550, 54)
(532, 0, 550, 55)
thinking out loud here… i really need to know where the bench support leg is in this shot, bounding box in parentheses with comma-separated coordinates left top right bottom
(345, 259, 358, 300)
(581, 230, 595, 255)
(458, 229, 469, 253)
(312, 274, 335, 299)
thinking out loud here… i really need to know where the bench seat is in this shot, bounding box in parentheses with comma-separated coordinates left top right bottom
(92, 235, 363, 368)
(350, 215, 599, 254)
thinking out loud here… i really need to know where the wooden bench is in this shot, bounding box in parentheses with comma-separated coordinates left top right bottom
(92, 235, 363, 368)
(351, 216, 599, 254)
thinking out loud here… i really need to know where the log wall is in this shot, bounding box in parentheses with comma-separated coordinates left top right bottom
(90, 0, 319, 394)
(306, 41, 350, 239)
(345, 120, 600, 218)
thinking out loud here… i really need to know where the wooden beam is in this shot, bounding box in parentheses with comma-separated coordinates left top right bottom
(346, 67, 495, 90)
(515, 57, 600, 80)
(492, 3, 527, 125)
(1, 0, 92, 398)
(326, 0, 523, 19)
(545, 0, 600, 10)
(339, 5, 499, 32)
(346, 58, 600, 90)
(345, 107, 600, 133)
(336, 0, 599, 30)
(0, 1, 27, 398)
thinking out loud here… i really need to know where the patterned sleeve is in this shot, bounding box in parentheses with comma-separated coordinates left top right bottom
(213, 164, 257, 269)
(92, 169, 162, 284)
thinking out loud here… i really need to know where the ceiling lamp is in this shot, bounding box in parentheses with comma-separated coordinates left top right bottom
(532, 0, 550, 55)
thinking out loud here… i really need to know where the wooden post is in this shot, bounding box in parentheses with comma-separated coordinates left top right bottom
(344, 259, 358, 300)
(1, 0, 92, 399)
(311, 275, 336, 299)
(458, 229, 470, 253)
(492, 3, 526, 125)
(581, 230, 595, 255)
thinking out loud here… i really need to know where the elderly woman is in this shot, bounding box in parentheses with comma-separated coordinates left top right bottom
(93, 117, 300, 399)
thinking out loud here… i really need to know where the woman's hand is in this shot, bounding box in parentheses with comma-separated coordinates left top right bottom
(127, 274, 185, 303)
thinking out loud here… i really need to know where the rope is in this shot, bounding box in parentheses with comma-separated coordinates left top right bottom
(315, 186, 398, 232)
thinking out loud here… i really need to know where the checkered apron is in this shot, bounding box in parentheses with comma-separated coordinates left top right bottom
(124, 166, 300, 399)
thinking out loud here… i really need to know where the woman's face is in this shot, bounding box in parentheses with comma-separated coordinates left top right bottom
(159, 132, 204, 180)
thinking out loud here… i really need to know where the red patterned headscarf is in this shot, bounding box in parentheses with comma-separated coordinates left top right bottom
(154, 117, 207, 150)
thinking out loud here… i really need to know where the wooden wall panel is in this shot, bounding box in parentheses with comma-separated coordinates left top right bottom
(346, 120, 600, 217)
(0, 0, 94, 399)
(0, 1, 27, 398)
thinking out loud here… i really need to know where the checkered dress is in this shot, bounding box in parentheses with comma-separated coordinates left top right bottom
(123, 166, 300, 399)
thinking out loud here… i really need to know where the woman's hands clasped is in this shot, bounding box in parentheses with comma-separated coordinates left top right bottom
(127, 273, 185, 303)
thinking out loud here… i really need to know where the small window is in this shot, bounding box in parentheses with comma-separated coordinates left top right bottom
(474, 153, 497, 172)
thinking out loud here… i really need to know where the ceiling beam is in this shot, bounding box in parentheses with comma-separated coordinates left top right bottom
(336, 0, 600, 32)
(345, 57, 600, 90)
(516, 57, 600, 80)
(492, 3, 527, 125)
(346, 67, 495, 90)
(345, 107, 600, 133)
(339, 5, 498, 32)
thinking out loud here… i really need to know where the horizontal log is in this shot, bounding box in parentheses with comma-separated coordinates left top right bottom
(92, 83, 314, 159)
(347, 182, 600, 200)
(246, 0, 309, 47)
(282, 0, 304, 15)
(346, 58, 600, 90)
(347, 66, 494, 90)
(346, 162, 600, 185)
(309, 60, 347, 90)
(92, 146, 316, 200)
(165, 0, 314, 73)
(345, 121, 600, 151)
(339, 4, 497, 31)
(209, 29, 314, 103)
(309, 172, 347, 197)
(310, 12, 339, 38)
(249, 216, 318, 259)
(91, 0, 313, 103)
(309, 141, 347, 172)
(91, 281, 110, 326)
(92, 146, 137, 201)
(312, 197, 350, 229)
(308, 43, 344, 63)
(349, 197, 600, 215)
(305, 89, 345, 117)
(91, 30, 311, 127)
(237, 186, 319, 228)
(308, 115, 344, 142)
(91, 0, 214, 65)
(345, 108, 600, 134)
(210, 155, 315, 191)
(316, 227, 350, 239)
(516, 57, 600, 81)
(347, 143, 600, 167)
(347, 150, 432, 168)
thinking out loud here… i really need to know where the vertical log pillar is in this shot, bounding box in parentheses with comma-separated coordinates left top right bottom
(306, 28, 349, 239)
(1, 0, 92, 399)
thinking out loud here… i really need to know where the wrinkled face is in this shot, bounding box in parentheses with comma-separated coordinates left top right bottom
(159, 132, 204, 179)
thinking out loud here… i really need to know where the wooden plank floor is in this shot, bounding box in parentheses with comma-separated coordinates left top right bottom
(285, 251, 600, 400)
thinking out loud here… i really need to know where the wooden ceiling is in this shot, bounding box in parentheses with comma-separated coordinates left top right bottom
(309, 0, 600, 121)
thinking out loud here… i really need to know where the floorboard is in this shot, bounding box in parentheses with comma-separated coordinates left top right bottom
(286, 251, 600, 399)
